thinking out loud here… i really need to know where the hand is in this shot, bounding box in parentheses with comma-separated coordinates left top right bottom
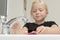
(12, 22, 28, 34)
(28, 26, 47, 34)
(12, 22, 24, 34)
(36, 26, 50, 34)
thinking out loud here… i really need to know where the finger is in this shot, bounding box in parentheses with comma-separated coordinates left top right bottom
(40, 27, 46, 34)
(40, 27, 50, 34)
(36, 26, 44, 34)
(12, 22, 20, 29)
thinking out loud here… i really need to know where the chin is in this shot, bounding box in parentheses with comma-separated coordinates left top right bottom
(35, 18, 44, 21)
(35, 19, 42, 21)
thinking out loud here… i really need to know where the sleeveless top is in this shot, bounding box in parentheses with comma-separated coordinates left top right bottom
(24, 21, 57, 33)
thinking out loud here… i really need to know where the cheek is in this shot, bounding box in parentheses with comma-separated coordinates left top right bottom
(43, 14, 47, 18)
(41, 11, 48, 17)
(31, 13, 36, 17)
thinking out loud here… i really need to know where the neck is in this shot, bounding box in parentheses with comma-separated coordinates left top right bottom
(35, 20, 44, 25)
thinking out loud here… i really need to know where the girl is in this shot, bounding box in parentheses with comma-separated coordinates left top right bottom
(12, 0, 60, 34)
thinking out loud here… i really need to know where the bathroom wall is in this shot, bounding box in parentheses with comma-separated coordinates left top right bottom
(7, 0, 24, 21)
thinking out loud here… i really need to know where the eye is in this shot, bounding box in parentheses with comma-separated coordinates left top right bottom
(39, 9, 43, 12)
(32, 10, 36, 13)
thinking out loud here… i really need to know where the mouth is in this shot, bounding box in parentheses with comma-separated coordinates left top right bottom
(36, 16, 41, 18)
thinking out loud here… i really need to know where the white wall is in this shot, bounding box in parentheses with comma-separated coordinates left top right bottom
(7, 0, 24, 21)
(44, 0, 60, 26)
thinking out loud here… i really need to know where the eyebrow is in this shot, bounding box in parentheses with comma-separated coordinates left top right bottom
(32, 8, 44, 10)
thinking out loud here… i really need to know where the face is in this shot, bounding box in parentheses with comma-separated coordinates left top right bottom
(31, 2, 48, 22)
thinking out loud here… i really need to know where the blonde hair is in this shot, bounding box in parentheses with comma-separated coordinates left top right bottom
(31, 0, 48, 13)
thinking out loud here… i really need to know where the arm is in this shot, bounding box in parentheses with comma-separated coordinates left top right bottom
(48, 25, 60, 34)
(36, 25, 60, 34)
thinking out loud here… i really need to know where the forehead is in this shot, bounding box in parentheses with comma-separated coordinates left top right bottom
(32, 2, 46, 9)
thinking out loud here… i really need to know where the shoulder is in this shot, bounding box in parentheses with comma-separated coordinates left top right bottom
(43, 21, 58, 27)
(45, 21, 57, 24)
(24, 22, 34, 25)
